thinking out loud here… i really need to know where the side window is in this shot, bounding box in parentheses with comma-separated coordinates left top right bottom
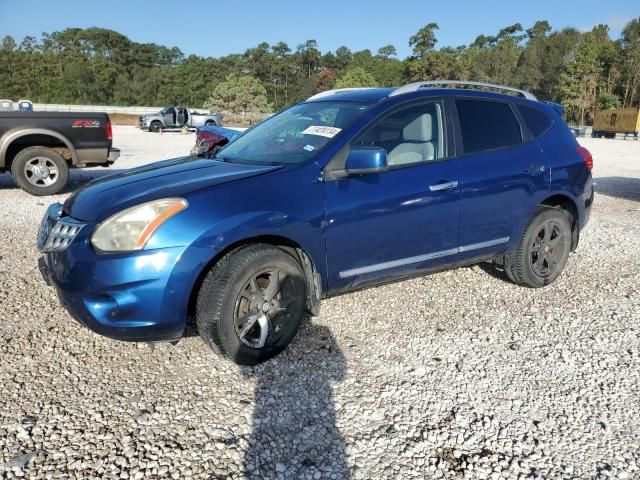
(518, 105, 553, 138)
(353, 102, 445, 166)
(456, 99, 522, 154)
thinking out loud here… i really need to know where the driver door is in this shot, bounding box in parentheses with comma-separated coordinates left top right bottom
(323, 100, 461, 291)
(162, 108, 175, 127)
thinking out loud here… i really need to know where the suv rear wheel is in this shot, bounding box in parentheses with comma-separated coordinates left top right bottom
(196, 244, 306, 365)
(11, 146, 69, 196)
(504, 207, 572, 288)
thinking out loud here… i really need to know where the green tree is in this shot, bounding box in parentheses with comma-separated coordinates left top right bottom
(620, 17, 640, 107)
(377, 45, 397, 58)
(557, 26, 610, 125)
(335, 67, 377, 88)
(409, 23, 439, 59)
(597, 91, 621, 109)
(204, 74, 270, 116)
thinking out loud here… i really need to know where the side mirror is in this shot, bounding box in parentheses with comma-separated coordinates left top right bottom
(345, 147, 387, 175)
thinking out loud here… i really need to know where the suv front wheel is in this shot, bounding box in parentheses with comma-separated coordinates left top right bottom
(504, 207, 573, 288)
(196, 244, 307, 365)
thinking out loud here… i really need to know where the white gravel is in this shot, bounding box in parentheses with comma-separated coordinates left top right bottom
(1, 127, 639, 479)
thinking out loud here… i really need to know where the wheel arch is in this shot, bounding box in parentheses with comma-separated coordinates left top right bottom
(0, 128, 77, 168)
(186, 234, 322, 323)
(538, 193, 580, 251)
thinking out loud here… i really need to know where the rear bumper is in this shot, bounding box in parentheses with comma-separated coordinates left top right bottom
(579, 180, 594, 231)
(107, 147, 120, 163)
(75, 147, 120, 167)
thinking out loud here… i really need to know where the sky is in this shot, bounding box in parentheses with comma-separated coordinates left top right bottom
(0, 0, 638, 58)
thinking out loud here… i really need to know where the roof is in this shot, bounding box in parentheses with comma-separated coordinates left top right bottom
(305, 81, 539, 105)
(305, 88, 394, 103)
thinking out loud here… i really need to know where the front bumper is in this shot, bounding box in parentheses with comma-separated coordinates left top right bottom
(37, 207, 212, 342)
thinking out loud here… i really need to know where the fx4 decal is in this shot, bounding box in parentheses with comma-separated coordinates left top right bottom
(72, 119, 101, 128)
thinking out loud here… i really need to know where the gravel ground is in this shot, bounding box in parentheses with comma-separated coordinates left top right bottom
(1, 127, 639, 479)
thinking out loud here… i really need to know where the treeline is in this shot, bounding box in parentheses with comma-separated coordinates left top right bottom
(0, 18, 639, 125)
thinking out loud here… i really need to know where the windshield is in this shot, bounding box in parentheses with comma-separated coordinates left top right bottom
(217, 101, 371, 165)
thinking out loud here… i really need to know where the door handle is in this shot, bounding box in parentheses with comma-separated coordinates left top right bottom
(525, 165, 546, 175)
(429, 181, 459, 192)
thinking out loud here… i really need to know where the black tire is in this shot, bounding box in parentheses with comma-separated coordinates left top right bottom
(10, 146, 69, 196)
(503, 207, 572, 288)
(205, 120, 218, 126)
(196, 244, 306, 365)
(149, 121, 162, 133)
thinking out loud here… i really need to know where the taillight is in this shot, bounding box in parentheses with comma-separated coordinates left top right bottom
(576, 146, 592, 171)
(106, 119, 112, 140)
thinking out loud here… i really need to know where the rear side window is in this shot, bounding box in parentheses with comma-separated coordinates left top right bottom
(456, 99, 522, 154)
(518, 105, 553, 138)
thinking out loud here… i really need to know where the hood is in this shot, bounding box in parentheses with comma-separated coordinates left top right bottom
(64, 157, 280, 222)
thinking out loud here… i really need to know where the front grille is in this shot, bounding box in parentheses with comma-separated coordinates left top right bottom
(37, 204, 85, 253)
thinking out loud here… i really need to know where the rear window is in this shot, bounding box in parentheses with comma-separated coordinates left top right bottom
(518, 105, 553, 137)
(456, 99, 522, 154)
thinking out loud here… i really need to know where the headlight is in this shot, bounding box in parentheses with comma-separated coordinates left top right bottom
(91, 198, 188, 252)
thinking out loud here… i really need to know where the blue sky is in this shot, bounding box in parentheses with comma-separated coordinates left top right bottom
(0, 0, 637, 58)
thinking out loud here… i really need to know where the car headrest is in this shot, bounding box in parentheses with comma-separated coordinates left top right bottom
(403, 114, 433, 142)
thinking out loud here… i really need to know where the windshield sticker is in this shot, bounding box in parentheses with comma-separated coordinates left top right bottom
(302, 126, 342, 138)
(303, 144, 316, 152)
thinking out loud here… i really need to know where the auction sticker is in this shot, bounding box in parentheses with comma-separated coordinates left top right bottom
(302, 126, 342, 138)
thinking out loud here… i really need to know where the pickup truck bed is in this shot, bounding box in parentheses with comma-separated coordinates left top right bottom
(0, 112, 119, 195)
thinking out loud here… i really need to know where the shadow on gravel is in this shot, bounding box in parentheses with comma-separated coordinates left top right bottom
(241, 324, 349, 479)
(475, 261, 510, 282)
(593, 176, 640, 202)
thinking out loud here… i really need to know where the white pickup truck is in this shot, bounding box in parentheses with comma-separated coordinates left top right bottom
(139, 107, 222, 133)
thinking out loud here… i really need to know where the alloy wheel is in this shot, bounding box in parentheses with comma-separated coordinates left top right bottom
(530, 220, 567, 278)
(234, 268, 294, 349)
(24, 157, 59, 187)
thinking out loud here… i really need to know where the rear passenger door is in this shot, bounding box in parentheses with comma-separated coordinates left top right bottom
(454, 97, 550, 256)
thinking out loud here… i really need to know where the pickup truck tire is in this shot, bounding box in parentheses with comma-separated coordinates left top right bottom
(196, 244, 306, 365)
(149, 121, 162, 133)
(504, 207, 572, 288)
(11, 146, 69, 196)
(205, 120, 218, 126)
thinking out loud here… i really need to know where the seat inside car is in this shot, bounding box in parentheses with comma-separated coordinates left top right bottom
(387, 113, 435, 166)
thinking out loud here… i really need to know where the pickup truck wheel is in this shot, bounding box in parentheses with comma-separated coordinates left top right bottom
(11, 146, 69, 196)
(504, 208, 572, 288)
(149, 121, 162, 133)
(196, 244, 306, 365)
(205, 120, 218, 126)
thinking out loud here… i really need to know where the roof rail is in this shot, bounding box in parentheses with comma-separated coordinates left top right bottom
(390, 80, 537, 101)
(306, 87, 376, 101)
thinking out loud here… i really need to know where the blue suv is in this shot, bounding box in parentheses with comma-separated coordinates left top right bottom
(37, 81, 594, 365)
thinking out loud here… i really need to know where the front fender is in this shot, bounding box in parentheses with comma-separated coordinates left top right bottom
(151, 164, 327, 289)
(191, 210, 325, 281)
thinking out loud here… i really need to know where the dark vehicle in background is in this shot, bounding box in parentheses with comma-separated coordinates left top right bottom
(139, 107, 222, 133)
(38, 81, 593, 365)
(0, 112, 119, 195)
